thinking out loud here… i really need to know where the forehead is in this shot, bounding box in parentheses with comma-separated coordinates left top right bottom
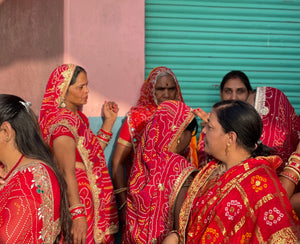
(74, 71, 88, 84)
(223, 78, 246, 89)
(155, 74, 176, 87)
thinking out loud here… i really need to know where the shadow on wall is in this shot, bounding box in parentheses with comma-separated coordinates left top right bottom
(0, 0, 64, 113)
(0, 0, 64, 68)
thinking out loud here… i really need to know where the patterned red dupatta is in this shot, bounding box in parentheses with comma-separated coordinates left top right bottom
(124, 100, 197, 243)
(179, 156, 300, 243)
(255, 87, 299, 165)
(126, 66, 184, 151)
(39, 64, 118, 243)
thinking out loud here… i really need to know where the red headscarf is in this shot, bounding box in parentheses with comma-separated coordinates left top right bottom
(255, 87, 299, 165)
(39, 64, 118, 243)
(124, 100, 197, 243)
(127, 66, 184, 151)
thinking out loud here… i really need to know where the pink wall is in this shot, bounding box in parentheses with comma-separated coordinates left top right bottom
(0, 0, 145, 116)
(64, 0, 145, 117)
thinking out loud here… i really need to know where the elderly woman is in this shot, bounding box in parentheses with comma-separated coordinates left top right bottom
(164, 100, 300, 244)
(0, 94, 71, 243)
(39, 64, 119, 244)
(111, 66, 185, 223)
(123, 100, 198, 243)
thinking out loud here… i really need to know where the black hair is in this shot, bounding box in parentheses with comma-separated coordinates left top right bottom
(0, 94, 72, 243)
(69, 65, 86, 86)
(213, 100, 272, 157)
(220, 71, 252, 93)
(185, 117, 198, 136)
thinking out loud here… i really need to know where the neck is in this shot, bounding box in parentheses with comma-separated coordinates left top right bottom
(65, 103, 78, 113)
(1, 150, 24, 173)
(222, 149, 251, 171)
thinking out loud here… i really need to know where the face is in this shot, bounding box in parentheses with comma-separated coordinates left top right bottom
(175, 130, 192, 154)
(154, 74, 177, 104)
(65, 71, 89, 109)
(202, 109, 228, 160)
(220, 78, 249, 101)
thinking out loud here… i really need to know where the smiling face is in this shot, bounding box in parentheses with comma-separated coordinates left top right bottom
(220, 78, 250, 101)
(154, 74, 177, 104)
(64, 71, 89, 112)
(202, 109, 228, 160)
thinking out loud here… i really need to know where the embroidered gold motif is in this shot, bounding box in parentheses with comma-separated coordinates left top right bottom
(158, 183, 165, 191)
(251, 175, 267, 192)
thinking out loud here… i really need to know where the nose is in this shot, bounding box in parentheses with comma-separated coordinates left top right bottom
(231, 92, 237, 100)
(85, 86, 89, 93)
(163, 89, 170, 98)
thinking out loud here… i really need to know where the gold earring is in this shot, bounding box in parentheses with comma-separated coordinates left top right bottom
(6, 136, 9, 141)
(177, 139, 180, 144)
(225, 143, 230, 154)
(60, 98, 66, 108)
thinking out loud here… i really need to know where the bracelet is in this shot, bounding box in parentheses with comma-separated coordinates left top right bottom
(119, 201, 127, 211)
(279, 171, 299, 185)
(285, 166, 300, 180)
(97, 129, 113, 144)
(69, 204, 87, 220)
(289, 154, 300, 163)
(288, 161, 300, 173)
(114, 187, 127, 194)
(98, 137, 109, 145)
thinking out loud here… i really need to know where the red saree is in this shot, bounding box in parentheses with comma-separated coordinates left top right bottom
(0, 162, 61, 243)
(255, 87, 299, 165)
(39, 64, 118, 243)
(124, 100, 198, 243)
(179, 156, 300, 243)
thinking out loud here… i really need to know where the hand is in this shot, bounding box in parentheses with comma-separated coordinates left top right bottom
(103, 101, 119, 122)
(162, 232, 179, 244)
(71, 217, 88, 244)
(193, 108, 209, 123)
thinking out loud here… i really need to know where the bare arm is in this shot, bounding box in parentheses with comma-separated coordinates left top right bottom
(111, 142, 132, 223)
(279, 142, 300, 198)
(98, 101, 119, 150)
(53, 136, 87, 244)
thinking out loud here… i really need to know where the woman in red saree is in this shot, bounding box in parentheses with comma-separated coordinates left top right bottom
(111, 66, 186, 223)
(123, 100, 198, 243)
(0, 94, 71, 243)
(39, 64, 119, 243)
(164, 100, 300, 244)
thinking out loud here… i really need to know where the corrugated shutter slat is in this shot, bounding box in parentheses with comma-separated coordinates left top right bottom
(145, 0, 300, 114)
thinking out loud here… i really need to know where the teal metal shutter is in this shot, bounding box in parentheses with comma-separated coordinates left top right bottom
(145, 0, 300, 114)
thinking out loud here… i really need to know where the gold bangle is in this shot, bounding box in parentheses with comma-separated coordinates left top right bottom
(114, 187, 127, 194)
(97, 138, 109, 145)
(289, 155, 300, 163)
(119, 201, 127, 211)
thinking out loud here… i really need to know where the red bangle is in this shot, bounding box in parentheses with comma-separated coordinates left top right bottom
(69, 204, 86, 220)
(280, 171, 298, 185)
(100, 128, 112, 136)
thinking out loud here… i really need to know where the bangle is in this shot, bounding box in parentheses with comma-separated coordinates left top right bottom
(97, 128, 113, 144)
(69, 203, 87, 220)
(279, 171, 299, 185)
(98, 138, 109, 145)
(288, 161, 300, 174)
(289, 153, 300, 163)
(285, 166, 300, 180)
(114, 187, 127, 194)
(119, 201, 127, 211)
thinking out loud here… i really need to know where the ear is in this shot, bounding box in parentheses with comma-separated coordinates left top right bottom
(226, 131, 237, 145)
(0, 121, 14, 142)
